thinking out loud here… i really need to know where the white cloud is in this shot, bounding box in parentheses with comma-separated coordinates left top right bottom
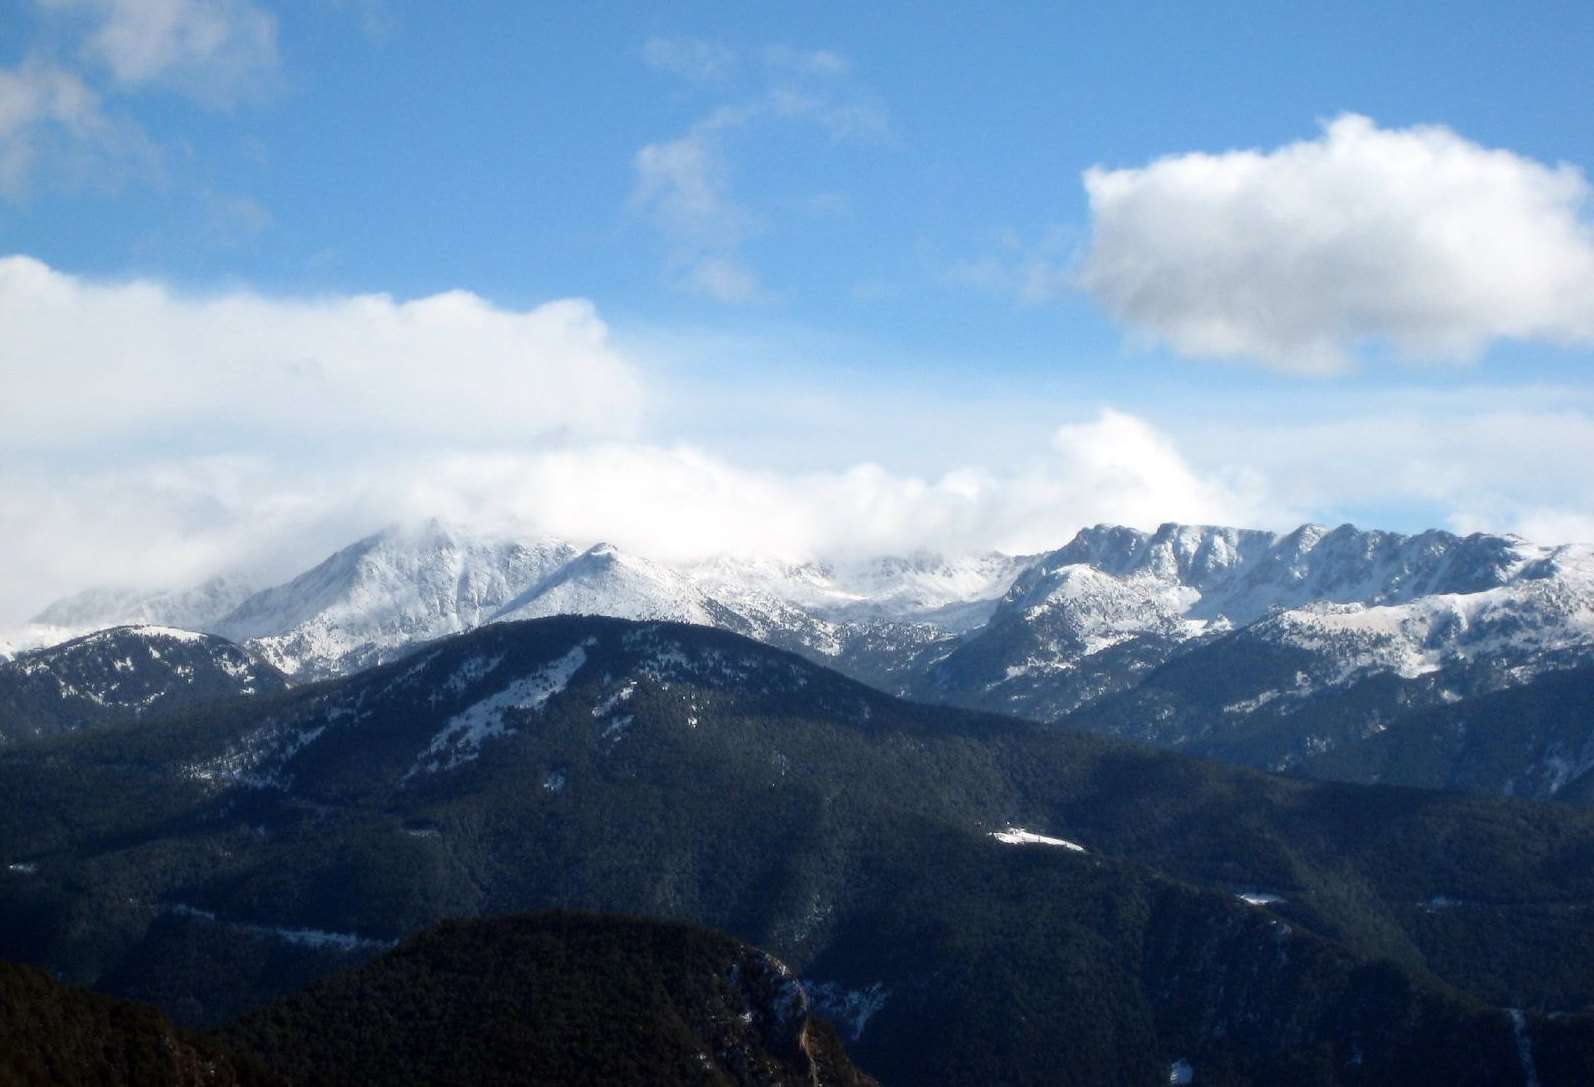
(768, 87, 889, 143)
(1080, 114, 1594, 374)
(0, 58, 154, 195)
(632, 128, 764, 302)
(762, 45, 851, 78)
(642, 36, 737, 84)
(0, 254, 646, 448)
(43, 0, 280, 104)
(16, 395, 1594, 626)
(10, 257, 1593, 630)
(1179, 395, 1594, 543)
(632, 40, 888, 300)
(0, 333, 1275, 623)
(949, 226, 1076, 305)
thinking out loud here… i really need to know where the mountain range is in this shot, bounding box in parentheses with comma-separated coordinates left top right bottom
(7, 517, 1592, 806)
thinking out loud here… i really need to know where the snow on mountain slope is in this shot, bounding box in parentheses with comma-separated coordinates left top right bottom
(1253, 541, 1594, 689)
(934, 522, 1594, 723)
(180, 617, 885, 794)
(188, 528, 1028, 681)
(30, 576, 256, 632)
(406, 641, 592, 778)
(28, 516, 1588, 734)
(688, 551, 1033, 632)
(1021, 521, 1535, 629)
(215, 521, 579, 678)
(824, 551, 1040, 628)
(0, 625, 289, 742)
(490, 544, 720, 627)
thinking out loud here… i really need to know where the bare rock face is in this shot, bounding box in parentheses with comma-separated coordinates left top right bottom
(717, 949, 831, 1086)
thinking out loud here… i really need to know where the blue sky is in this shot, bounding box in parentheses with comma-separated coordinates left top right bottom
(3, 1, 1594, 620)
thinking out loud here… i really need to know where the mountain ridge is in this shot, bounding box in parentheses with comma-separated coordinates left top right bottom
(10, 516, 1593, 807)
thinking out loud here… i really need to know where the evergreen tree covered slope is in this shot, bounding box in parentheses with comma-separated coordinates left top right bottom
(0, 960, 274, 1087)
(1295, 663, 1594, 798)
(223, 911, 875, 1087)
(0, 912, 876, 1087)
(4, 617, 1594, 1083)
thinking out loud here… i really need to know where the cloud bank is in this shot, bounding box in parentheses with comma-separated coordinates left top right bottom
(1080, 114, 1594, 373)
(0, 413, 1277, 626)
(5, 256, 1594, 628)
(0, 255, 1280, 621)
(0, 255, 645, 447)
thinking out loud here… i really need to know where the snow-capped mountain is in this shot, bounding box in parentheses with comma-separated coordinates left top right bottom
(213, 521, 580, 677)
(490, 543, 721, 627)
(171, 521, 1028, 682)
(0, 625, 288, 743)
(687, 550, 1033, 632)
(930, 521, 1594, 722)
(1250, 538, 1594, 683)
(14, 516, 1593, 805)
(3, 576, 255, 659)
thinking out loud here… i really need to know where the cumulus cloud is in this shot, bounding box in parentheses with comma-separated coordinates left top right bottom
(42, 0, 280, 104)
(1080, 114, 1594, 373)
(0, 255, 646, 448)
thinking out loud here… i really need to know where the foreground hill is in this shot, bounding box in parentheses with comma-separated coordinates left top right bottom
(224, 912, 875, 1087)
(0, 960, 272, 1086)
(0, 912, 874, 1087)
(4, 616, 1593, 1082)
(0, 626, 289, 744)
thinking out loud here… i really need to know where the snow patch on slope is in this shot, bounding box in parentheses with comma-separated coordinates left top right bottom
(406, 642, 591, 778)
(990, 826, 1087, 852)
